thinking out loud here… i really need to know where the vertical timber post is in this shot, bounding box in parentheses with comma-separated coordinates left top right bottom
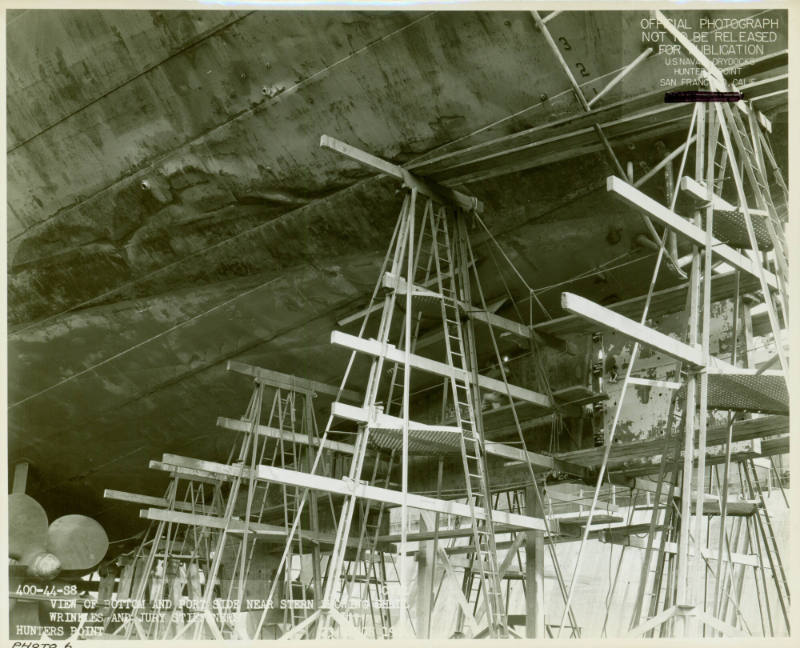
(12, 461, 29, 494)
(415, 513, 436, 638)
(525, 485, 545, 638)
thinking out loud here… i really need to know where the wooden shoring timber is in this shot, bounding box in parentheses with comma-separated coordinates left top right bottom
(319, 135, 482, 213)
(561, 292, 705, 366)
(331, 330, 553, 410)
(158, 453, 551, 533)
(607, 176, 779, 289)
(226, 360, 360, 402)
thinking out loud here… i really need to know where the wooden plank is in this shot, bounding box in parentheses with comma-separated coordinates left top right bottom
(628, 377, 683, 390)
(139, 508, 369, 551)
(140, 507, 286, 536)
(217, 416, 356, 455)
(377, 526, 517, 545)
(226, 360, 360, 402)
(557, 514, 624, 528)
(484, 440, 556, 473)
(159, 453, 549, 533)
(561, 291, 705, 366)
(631, 478, 681, 499)
(331, 330, 553, 410)
(546, 489, 620, 511)
(607, 176, 778, 289)
(607, 531, 759, 567)
(681, 176, 769, 218)
(320, 135, 482, 213)
(382, 272, 442, 300)
(534, 270, 760, 337)
(103, 488, 220, 513)
(436, 547, 478, 629)
(331, 401, 461, 435)
(467, 308, 529, 339)
(384, 271, 534, 343)
(681, 176, 736, 212)
(105, 489, 171, 508)
(149, 459, 228, 484)
(337, 259, 478, 328)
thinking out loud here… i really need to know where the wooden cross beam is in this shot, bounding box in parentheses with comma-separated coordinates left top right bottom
(607, 176, 779, 289)
(158, 453, 550, 533)
(320, 135, 483, 213)
(217, 416, 357, 455)
(104, 489, 216, 515)
(138, 508, 371, 551)
(561, 291, 705, 366)
(606, 533, 760, 568)
(226, 360, 360, 402)
(331, 330, 553, 409)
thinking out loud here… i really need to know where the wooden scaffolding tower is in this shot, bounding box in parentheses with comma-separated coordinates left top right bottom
(93, 10, 788, 639)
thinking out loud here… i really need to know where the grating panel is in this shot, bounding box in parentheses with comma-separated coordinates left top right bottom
(368, 426, 462, 455)
(707, 208, 775, 251)
(706, 372, 788, 415)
